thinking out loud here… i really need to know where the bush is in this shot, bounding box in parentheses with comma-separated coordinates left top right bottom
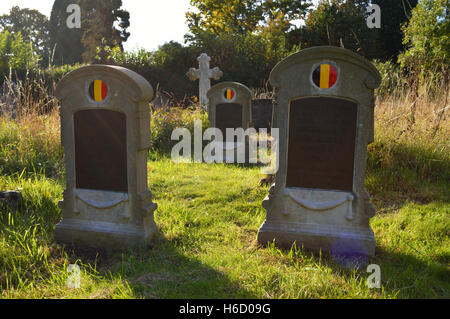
(150, 106, 209, 155)
(106, 42, 200, 101)
(0, 31, 39, 78)
(188, 31, 291, 89)
(374, 60, 407, 98)
(399, 0, 449, 93)
(103, 31, 292, 100)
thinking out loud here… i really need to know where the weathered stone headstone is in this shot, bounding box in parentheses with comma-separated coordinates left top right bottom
(187, 53, 223, 110)
(257, 47, 381, 259)
(54, 65, 158, 250)
(206, 82, 252, 163)
(252, 98, 273, 132)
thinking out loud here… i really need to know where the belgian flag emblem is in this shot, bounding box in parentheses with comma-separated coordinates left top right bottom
(224, 88, 235, 100)
(312, 64, 338, 89)
(89, 80, 108, 102)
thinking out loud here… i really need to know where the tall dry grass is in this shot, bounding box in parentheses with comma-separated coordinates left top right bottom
(0, 68, 448, 198)
(0, 70, 62, 178)
(373, 81, 449, 170)
(0, 70, 60, 120)
(367, 80, 449, 207)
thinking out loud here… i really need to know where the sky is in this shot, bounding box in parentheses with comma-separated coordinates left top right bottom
(0, 0, 319, 52)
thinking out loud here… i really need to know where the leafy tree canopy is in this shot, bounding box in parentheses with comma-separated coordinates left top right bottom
(399, 0, 449, 85)
(288, 0, 418, 61)
(0, 6, 50, 65)
(186, 0, 312, 40)
(0, 30, 39, 75)
(371, 0, 418, 61)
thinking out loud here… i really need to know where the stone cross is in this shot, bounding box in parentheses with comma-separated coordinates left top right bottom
(187, 53, 223, 110)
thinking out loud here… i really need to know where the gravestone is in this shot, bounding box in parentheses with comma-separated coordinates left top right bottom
(257, 46, 381, 258)
(206, 82, 252, 163)
(252, 98, 273, 133)
(187, 53, 223, 110)
(54, 65, 158, 250)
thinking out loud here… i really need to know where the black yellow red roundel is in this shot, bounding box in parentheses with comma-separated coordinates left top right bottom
(312, 64, 338, 89)
(89, 80, 108, 102)
(224, 88, 235, 100)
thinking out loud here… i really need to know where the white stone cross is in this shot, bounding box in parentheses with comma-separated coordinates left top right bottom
(187, 53, 223, 110)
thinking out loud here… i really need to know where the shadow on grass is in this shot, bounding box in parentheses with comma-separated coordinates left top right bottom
(63, 232, 257, 299)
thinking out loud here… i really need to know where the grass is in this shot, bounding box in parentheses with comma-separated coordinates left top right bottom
(0, 89, 449, 299)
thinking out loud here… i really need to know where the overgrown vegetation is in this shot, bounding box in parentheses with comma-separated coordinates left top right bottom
(0, 0, 448, 300)
(0, 79, 448, 298)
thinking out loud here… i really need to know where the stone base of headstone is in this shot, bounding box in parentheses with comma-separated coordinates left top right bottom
(257, 188, 375, 257)
(54, 218, 157, 250)
(55, 190, 157, 250)
(258, 221, 375, 257)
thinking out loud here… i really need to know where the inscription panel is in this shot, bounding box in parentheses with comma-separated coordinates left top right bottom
(215, 103, 243, 135)
(74, 109, 128, 192)
(252, 99, 273, 131)
(286, 97, 357, 191)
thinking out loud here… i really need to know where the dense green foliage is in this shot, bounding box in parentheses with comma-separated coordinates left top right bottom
(371, 0, 418, 61)
(0, 31, 39, 76)
(0, 6, 51, 66)
(288, 0, 418, 61)
(399, 0, 449, 88)
(186, 0, 311, 38)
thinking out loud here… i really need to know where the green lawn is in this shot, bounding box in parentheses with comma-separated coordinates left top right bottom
(0, 156, 448, 299)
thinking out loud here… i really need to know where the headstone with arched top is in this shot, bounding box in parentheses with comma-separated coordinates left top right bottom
(206, 82, 252, 163)
(54, 65, 158, 250)
(257, 47, 381, 259)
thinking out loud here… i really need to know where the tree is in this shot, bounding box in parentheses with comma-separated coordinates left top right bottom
(49, 0, 84, 65)
(188, 31, 291, 89)
(0, 30, 39, 76)
(79, 0, 130, 63)
(371, 0, 418, 61)
(399, 0, 449, 87)
(289, 0, 377, 57)
(186, 0, 311, 40)
(0, 6, 51, 66)
(185, 0, 311, 88)
(288, 0, 419, 61)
